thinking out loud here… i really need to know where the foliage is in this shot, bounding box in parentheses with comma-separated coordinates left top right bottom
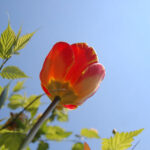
(37, 140, 49, 150)
(0, 66, 28, 79)
(102, 129, 144, 150)
(72, 143, 84, 150)
(80, 128, 100, 139)
(0, 21, 144, 150)
(0, 130, 25, 150)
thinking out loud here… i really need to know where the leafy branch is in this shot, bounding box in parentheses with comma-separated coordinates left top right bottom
(0, 93, 45, 131)
(0, 22, 34, 79)
(0, 58, 9, 71)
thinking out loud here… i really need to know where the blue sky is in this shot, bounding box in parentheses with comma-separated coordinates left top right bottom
(0, 0, 150, 149)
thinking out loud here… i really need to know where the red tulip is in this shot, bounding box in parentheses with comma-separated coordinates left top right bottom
(40, 42, 105, 109)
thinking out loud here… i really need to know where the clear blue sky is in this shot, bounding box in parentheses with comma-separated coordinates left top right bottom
(0, 0, 150, 149)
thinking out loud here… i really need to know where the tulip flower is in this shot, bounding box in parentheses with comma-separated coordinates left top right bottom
(20, 42, 105, 150)
(40, 42, 105, 109)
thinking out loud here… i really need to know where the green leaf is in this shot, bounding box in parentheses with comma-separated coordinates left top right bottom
(26, 147, 30, 150)
(0, 42, 4, 59)
(0, 86, 3, 94)
(80, 128, 100, 139)
(15, 27, 22, 43)
(12, 27, 22, 55)
(14, 32, 35, 51)
(0, 23, 16, 58)
(0, 66, 28, 79)
(37, 141, 49, 150)
(72, 143, 84, 150)
(45, 126, 72, 141)
(8, 94, 25, 109)
(0, 145, 8, 150)
(0, 84, 9, 109)
(0, 130, 25, 150)
(24, 95, 41, 118)
(55, 109, 68, 122)
(102, 128, 144, 150)
(13, 80, 25, 92)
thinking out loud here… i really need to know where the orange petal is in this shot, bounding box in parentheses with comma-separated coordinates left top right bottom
(73, 63, 105, 105)
(40, 42, 74, 86)
(84, 142, 91, 150)
(65, 43, 98, 84)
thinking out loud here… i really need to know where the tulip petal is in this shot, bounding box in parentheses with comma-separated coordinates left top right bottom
(65, 43, 98, 84)
(73, 63, 105, 105)
(40, 42, 74, 86)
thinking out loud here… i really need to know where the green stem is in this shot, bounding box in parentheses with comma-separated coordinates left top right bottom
(19, 96, 61, 150)
(0, 58, 9, 71)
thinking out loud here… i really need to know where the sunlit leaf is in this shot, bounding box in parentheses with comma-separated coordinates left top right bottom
(15, 27, 22, 43)
(14, 32, 35, 51)
(0, 86, 3, 94)
(45, 126, 72, 141)
(0, 145, 8, 150)
(0, 130, 25, 150)
(84, 142, 91, 150)
(80, 128, 100, 139)
(0, 66, 28, 79)
(0, 23, 16, 58)
(0, 42, 4, 59)
(0, 84, 9, 109)
(37, 141, 49, 150)
(8, 94, 25, 109)
(24, 95, 41, 118)
(26, 147, 30, 150)
(13, 80, 25, 92)
(55, 109, 68, 122)
(102, 128, 144, 150)
(72, 143, 84, 150)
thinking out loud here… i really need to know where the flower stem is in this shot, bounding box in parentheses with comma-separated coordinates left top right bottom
(19, 96, 61, 150)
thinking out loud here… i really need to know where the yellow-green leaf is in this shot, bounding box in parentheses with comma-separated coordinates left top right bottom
(81, 128, 100, 139)
(8, 94, 25, 109)
(24, 95, 41, 117)
(15, 27, 22, 43)
(45, 126, 72, 141)
(72, 143, 84, 150)
(0, 86, 3, 94)
(102, 129, 144, 150)
(0, 66, 28, 79)
(14, 32, 35, 51)
(0, 42, 4, 59)
(55, 109, 68, 122)
(13, 80, 25, 92)
(0, 23, 16, 58)
(0, 130, 25, 150)
(0, 145, 8, 150)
